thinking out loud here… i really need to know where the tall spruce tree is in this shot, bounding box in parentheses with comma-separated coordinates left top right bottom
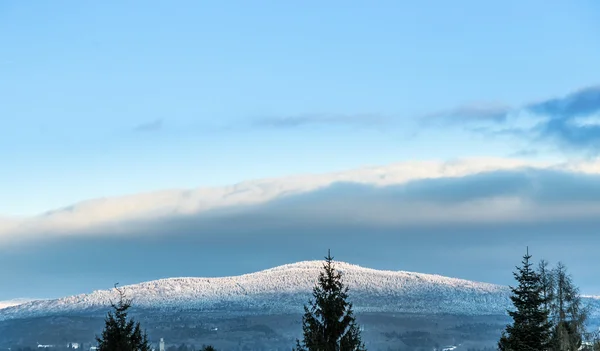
(96, 284, 152, 351)
(538, 260, 555, 315)
(547, 262, 589, 351)
(294, 250, 366, 351)
(498, 248, 552, 351)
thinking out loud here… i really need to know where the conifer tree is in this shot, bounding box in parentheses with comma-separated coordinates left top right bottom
(96, 284, 152, 351)
(546, 262, 589, 351)
(538, 259, 555, 314)
(294, 250, 366, 351)
(498, 248, 552, 351)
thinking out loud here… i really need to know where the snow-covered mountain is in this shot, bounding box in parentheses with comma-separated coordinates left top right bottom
(0, 298, 36, 310)
(3, 260, 597, 322)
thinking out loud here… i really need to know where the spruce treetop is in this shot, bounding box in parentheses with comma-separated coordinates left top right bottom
(499, 248, 552, 351)
(96, 284, 152, 351)
(294, 250, 366, 351)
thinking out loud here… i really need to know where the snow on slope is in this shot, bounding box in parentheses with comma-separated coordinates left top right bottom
(2, 261, 598, 322)
(0, 261, 514, 321)
(0, 298, 37, 309)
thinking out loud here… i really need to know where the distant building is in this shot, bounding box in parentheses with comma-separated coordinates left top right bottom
(159, 338, 165, 351)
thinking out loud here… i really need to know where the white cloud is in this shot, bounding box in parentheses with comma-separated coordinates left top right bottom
(4, 157, 600, 243)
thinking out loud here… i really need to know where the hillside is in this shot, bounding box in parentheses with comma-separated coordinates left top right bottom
(0, 260, 515, 320)
(2, 260, 598, 322)
(2, 261, 600, 350)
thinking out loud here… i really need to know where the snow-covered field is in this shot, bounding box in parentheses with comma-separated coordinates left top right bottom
(1, 261, 598, 321)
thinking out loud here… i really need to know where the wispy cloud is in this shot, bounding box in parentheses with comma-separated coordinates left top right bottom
(133, 119, 163, 132)
(507, 149, 539, 158)
(525, 86, 600, 151)
(252, 113, 390, 129)
(425, 84, 600, 153)
(422, 103, 512, 126)
(526, 86, 600, 119)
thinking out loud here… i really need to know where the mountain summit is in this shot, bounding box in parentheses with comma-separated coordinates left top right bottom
(1, 261, 514, 320)
(1, 260, 598, 322)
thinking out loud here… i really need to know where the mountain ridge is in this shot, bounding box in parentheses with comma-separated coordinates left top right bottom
(2, 260, 598, 322)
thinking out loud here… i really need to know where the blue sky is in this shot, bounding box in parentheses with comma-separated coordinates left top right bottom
(2, 0, 599, 216)
(2, 1, 600, 300)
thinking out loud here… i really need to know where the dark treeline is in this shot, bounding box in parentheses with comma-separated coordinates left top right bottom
(499, 248, 600, 351)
